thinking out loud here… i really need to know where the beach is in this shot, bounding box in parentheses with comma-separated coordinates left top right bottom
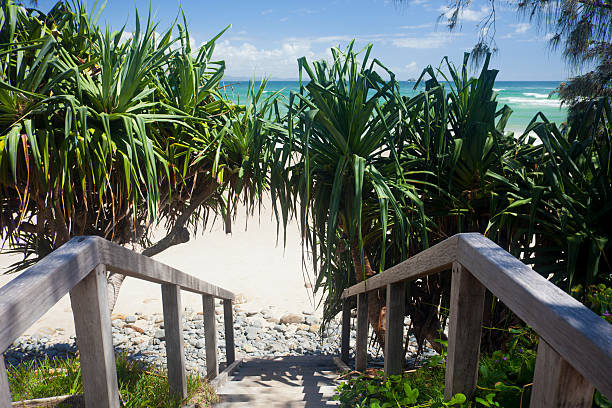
(0, 199, 320, 339)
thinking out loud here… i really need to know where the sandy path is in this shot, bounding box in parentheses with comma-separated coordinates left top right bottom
(0, 201, 322, 338)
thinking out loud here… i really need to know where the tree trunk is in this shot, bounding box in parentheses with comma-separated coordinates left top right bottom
(350, 245, 387, 349)
(407, 277, 448, 355)
(105, 183, 217, 313)
(105, 226, 192, 313)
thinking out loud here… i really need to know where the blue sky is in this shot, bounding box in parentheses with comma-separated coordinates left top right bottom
(38, 0, 569, 80)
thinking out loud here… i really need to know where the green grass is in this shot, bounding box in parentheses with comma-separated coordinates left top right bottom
(7, 354, 217, 407)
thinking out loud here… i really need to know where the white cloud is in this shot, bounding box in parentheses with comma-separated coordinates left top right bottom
(213, 39, 324, 79)
(513, 23, 531, 33)
(212, 30, 458, 78)
(286, 32, 453, 48)
(399, 23, 433, 30)
(119, 31, 133, 45)
(301, 35, 353, 44)
(392, 32, 457, 49)
(296, 8, 318, 15)
(517, 33, 556, 43)
(502, 23, 532, 38)
(261, 9, 273, 16)
(439, 5, 490, 23)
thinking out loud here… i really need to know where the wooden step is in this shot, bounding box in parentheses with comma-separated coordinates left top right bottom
(213, 355, 341, 407)
(218, 384, 337, 394)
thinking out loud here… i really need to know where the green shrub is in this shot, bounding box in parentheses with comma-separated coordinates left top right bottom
(334, 328, 611, 407)
(575, 284, 612, 324)
(335, 368, 466, 408)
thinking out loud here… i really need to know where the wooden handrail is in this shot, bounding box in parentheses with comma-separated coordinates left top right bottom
(0, 237, 101, 353)
(342, 234, 458, 298)
(0, 236, 234, 352)
(0, 235, 236, 408)
(340, 233, 612, 405)
(99, 238, 235, 299)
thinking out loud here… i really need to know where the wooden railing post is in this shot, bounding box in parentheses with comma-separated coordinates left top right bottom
(161, 283, 187, 400)
(355, 292, 369, 372)
(70, 265, 120, 408)
(384, 282, 406, 376)
(202, 294, 218, 379)
(223, 299, 236, 364)
(341, 298, 351, 364)
(444, 262, 485, 400)
(1, 356, 11, 408)
(531, 340, 594, 407)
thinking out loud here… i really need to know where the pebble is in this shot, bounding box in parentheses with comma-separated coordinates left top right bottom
(280, 314, 303, 324)
(245, 327, 260, 340)
(305, 316, 320, 325)
(3, 303, 436, 377)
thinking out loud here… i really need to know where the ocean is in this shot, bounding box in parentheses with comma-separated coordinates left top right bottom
(221, 81, 566, 134)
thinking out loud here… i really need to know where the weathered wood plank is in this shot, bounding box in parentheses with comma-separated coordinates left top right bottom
(99, 238, 234, 300)
(69, 265, 120, 408)
(384, 282, 405, 376)
(11, 394, 83, 407)
(355, 293, 369, 372)
(223, 299, 236, 365)
(457, 233, 612, 399)
(0, 235, 235, 354)
(333, 356, 351, 373)
(202, 294, 219, 379)
(1, 356, 11, 408)
(531, 340, 594, 407)
(444, 262, 485, 400)
(342, 235, 457, 298)
(161, 284, 187, 400)
(209, 359, 243, 391)
(0, 237, 101, 351)
(341, 298, 351, 364)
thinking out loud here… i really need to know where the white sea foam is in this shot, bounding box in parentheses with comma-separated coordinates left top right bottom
(499, 97, 562, 107)
(493, 88, 505, 91)
(523, 92, 549, 98)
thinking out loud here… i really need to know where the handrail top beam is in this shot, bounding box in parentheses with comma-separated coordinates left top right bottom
(93, 236, 235, 300)
(341, 234, 458, 298)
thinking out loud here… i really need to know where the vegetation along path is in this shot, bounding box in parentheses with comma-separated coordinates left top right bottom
(214, 355, 340, 407)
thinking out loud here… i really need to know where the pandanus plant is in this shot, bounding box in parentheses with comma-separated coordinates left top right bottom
(517, 99, 612, 293)
(275, 47, 543, 353)
(397, 54, 531, 349)
(0, 1, 276, 312)
(273, 42, 428, 347)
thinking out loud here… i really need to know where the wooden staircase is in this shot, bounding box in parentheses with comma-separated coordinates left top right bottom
(2, 233, 611, 407)
(214, 356, 340, 407)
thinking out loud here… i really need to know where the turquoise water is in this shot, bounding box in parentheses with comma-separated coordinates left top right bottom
(221, 81, 566, 133)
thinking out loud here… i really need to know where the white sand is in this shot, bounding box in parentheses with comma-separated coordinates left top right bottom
(0, 200, 322, 339)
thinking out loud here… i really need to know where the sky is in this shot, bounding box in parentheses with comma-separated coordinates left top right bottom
(37, 0, 570, 81)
